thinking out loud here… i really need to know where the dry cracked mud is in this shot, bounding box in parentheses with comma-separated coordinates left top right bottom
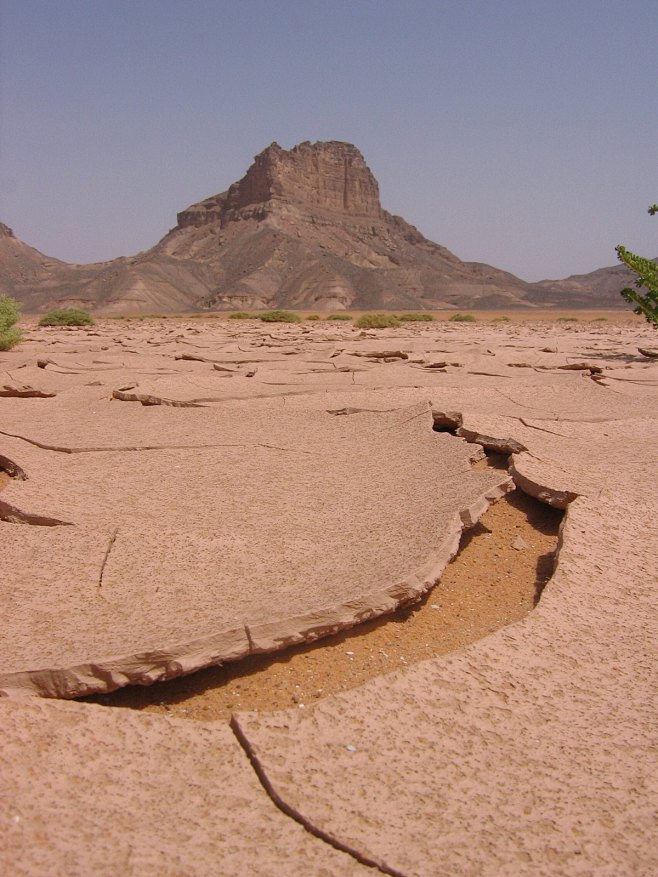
(1, 313, 657, 877)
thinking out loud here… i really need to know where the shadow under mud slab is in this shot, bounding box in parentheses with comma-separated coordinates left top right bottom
(86, 485, 562, 722)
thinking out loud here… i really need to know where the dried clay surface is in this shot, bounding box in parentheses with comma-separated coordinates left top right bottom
(1, 314, 658, 876)
(0, 696, 375, 877)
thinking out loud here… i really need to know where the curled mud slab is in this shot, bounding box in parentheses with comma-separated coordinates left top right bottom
(0, 402, 513, 698)
(87, 477, 562, 720)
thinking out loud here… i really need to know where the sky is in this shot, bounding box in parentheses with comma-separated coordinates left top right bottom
(0, 0, 656, 281)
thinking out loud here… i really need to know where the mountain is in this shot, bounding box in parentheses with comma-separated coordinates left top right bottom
(527, 262, 651, 308)
(0, 142, 636, 313)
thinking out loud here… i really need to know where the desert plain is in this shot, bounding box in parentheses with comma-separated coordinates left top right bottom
(1, 310, 657, 876)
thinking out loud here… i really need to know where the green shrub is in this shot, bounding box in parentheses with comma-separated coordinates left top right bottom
(493, 315, 511, 322)
(354, 313, 401, 329)
(326, 313, 353, 320)
(229, 311, 252, 319)
(398, 312, 434, 322)
(39, 307, 94, 327)
(0, 296, 23, 350)
(556, 316, 578, 322)
(617, 204, 658, 328)
(0, 327, 23, 350)
(594, 316, 608, 322)
(306, 314, 321, 320)
(259, 310, 301, 323)
(449, 313, 476, 322)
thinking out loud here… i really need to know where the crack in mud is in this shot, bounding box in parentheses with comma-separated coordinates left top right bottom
(98, 527, 120, 594)
(519, 418, 575, 439)
(0, 429, 312, 456)
(230, 718, 406, 877)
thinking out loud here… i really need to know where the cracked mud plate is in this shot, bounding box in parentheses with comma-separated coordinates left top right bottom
(0, 402, 511, 697)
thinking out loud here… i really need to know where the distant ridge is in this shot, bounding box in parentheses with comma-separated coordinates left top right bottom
(0, 141, 636, 313)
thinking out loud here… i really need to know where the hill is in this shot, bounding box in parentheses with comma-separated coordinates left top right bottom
(0, 142, 636, 313)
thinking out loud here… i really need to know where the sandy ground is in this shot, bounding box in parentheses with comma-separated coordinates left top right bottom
(2, 310, 657, 877)
(88, 457, 562, 720)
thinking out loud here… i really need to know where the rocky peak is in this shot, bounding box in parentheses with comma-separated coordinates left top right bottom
(0, 222, 15, 238)
(177, 140, 383, 230)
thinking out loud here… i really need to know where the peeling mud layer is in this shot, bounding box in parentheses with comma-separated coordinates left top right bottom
(87, 479, 562, 720)
(0, 399, 512, 698)
(2, 314, 658, 876)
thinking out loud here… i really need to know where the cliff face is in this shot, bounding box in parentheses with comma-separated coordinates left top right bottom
(0, 140, 633, 313)
(177, 141, 383, 231)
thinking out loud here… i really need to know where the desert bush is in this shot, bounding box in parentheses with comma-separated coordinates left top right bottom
(259, 310, 301, 323)
(354, 313, 401, 329)
(556, 316, 578, 322)
(493, 315, 511, 322)
(39, 307, 94, 327)
(449, 313, 476, 323)
(306, 314, 321, 320)
(617, 204, 658, 328)
(0, 295, 22, 350)
(229, 311, 252, 319)
(398, 312, 434, 322)
(327, 313, 353, 320)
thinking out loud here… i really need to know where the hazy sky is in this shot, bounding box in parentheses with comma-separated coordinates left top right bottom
(1, 0, 655, 280)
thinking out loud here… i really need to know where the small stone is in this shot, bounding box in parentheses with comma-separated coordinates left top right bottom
(512, 535, 528, 551)
(346, 744, 357, 752)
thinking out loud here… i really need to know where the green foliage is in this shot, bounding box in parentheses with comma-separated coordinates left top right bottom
(617, 205, 658, 328)
(493, 315, 511, 322)
(449, 313, 476, 322)
(327, 313, 353, 320)
(306, 314, 321, 320)
(0, 327, 22, 351)
(354, 313, 401, 329)
(398, 312, 434, 322)
(0, 295, 23, 350)
(39, 307, 94, 327)
(556, 316, 578, 322)
(229, 311, 252, 319)
(259, 310, 301, 323)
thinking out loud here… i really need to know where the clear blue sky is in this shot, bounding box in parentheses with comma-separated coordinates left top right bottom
(0, 0, 655, 280)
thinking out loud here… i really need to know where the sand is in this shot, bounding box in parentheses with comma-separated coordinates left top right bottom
(2, 310, 657, 877)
